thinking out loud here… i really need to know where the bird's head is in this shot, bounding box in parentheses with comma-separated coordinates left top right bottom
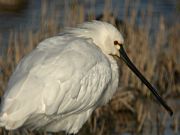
(67, 20, 173, 116)
(87, 21, 124, 57)
(67, 20, 124, 57)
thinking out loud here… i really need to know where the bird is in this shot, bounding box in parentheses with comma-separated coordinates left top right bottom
(0, 20, 173, 134)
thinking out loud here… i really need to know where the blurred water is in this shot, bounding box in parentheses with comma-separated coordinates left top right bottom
(0, 0, 178, 32)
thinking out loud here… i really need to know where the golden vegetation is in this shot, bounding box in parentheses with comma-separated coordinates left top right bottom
(0, 1, 179, 135)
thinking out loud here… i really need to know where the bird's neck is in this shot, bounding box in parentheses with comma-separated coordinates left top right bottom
(99, 55, 119, 105)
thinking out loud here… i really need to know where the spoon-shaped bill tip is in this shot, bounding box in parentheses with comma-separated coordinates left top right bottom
(119, 45, 173, 116)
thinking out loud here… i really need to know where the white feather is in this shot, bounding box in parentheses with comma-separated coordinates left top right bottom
(0, 20, 124, 134)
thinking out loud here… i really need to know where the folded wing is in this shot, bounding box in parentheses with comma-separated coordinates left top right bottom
(0, 36, 112, 129)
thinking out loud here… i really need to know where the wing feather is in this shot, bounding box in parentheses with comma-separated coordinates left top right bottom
(0, 36, 112, 129)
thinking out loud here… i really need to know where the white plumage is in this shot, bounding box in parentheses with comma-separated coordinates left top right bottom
(0, 21, 124, 134)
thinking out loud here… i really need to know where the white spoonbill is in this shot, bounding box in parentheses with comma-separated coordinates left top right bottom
(0, 20, 173, 134)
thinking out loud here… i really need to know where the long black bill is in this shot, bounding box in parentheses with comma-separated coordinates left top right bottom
(119, 45, 173, 116)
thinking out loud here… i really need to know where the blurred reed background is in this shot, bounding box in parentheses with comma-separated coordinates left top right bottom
(0, 0, 179, 135)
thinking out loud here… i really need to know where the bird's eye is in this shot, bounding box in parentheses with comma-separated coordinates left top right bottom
(114, 40, 119, 45)
(114, 40, 123, 46)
